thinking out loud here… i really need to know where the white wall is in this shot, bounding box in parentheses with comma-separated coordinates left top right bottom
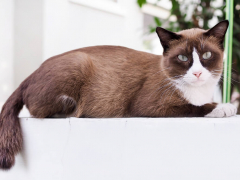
(42, 0, 144, 60)
(1, 117, 240, 180)
(0, 0, 14, 104)
(11, 0, 144, 90)
(14, 0, 44, 88)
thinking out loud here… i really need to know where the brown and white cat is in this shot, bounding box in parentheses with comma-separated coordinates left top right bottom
(0, 20, 237, 170)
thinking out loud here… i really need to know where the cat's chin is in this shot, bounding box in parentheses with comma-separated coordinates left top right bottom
(187, 80, 207, 87)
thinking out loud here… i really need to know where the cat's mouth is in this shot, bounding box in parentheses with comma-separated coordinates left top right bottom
(192, 80, 206, 86)
(174, 77, 207, 87)
(185, 78, 207, 87)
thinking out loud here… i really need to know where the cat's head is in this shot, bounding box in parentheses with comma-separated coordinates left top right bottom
(156, 20, 229, 87)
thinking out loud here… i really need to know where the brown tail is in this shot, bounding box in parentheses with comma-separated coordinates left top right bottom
(0, 81, 26, 170)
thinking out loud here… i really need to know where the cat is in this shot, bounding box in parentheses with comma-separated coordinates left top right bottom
(0, 20, 237, 170)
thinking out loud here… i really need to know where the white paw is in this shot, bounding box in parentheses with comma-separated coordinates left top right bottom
(205, 103, 237, 118)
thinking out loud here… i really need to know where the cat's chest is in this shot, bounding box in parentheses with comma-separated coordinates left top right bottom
(177, 84, 216, 106)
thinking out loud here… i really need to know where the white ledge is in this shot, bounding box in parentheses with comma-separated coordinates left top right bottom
(1, 116, 240, 180)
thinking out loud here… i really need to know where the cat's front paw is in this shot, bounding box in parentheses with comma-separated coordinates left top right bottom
(205, 103, 237, 118)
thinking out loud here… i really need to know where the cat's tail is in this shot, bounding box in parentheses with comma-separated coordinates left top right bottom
(0, 80, 28, 170)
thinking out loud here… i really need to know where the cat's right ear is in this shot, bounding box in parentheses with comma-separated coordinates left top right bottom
(156, 27, 181, 52)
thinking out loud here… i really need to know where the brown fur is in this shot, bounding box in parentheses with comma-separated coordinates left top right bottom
(0, 20, 229, 169)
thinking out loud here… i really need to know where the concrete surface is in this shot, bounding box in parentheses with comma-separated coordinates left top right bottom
(1, 116, 240, 180)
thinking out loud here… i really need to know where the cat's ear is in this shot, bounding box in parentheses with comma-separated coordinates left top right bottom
(156, 27, 181, 52)
(204, 20, 229, 45)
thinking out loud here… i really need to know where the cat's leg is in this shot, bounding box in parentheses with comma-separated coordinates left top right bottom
(24, 53, 94, 118)
(160, 103, 237, 117)
(27, 94, 77, 118)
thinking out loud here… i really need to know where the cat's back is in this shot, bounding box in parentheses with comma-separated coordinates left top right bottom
(30, 45, 162, 86)
(78, 45, 161, 67)
(77, 46, 162, 89)
(40, 45, 161, 71)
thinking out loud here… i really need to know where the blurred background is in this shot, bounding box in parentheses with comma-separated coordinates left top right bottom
(0, 0, 240, 114)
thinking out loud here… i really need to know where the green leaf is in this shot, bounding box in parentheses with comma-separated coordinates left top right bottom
(137, 0, 147, 8)
(233, 39, 240, 48)
(154, 17, 162, 26)
(149, 26, 156, 33)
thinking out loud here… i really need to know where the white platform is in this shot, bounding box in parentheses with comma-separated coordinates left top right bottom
(1, 116, 240, 180)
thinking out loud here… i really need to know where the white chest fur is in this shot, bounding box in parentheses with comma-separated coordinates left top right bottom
(177, 82, 217, 106)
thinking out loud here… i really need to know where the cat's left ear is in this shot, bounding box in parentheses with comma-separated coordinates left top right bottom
(204, 20, 229, 45)
(156, 27, 181, 52)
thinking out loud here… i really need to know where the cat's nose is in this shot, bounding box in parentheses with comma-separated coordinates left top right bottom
(193, 71, 202, 78)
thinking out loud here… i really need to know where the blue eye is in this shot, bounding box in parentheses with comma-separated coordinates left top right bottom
(203, 52, 211, 59)
(178, 55, 188, 61)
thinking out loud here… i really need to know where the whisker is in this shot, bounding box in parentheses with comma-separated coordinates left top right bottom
(159, 83, 175, 103)
(152, 67, 170, 76)
(148, 81, 172, 100)
(151, 78, 172, 90)
(168, 85, 181, 103)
